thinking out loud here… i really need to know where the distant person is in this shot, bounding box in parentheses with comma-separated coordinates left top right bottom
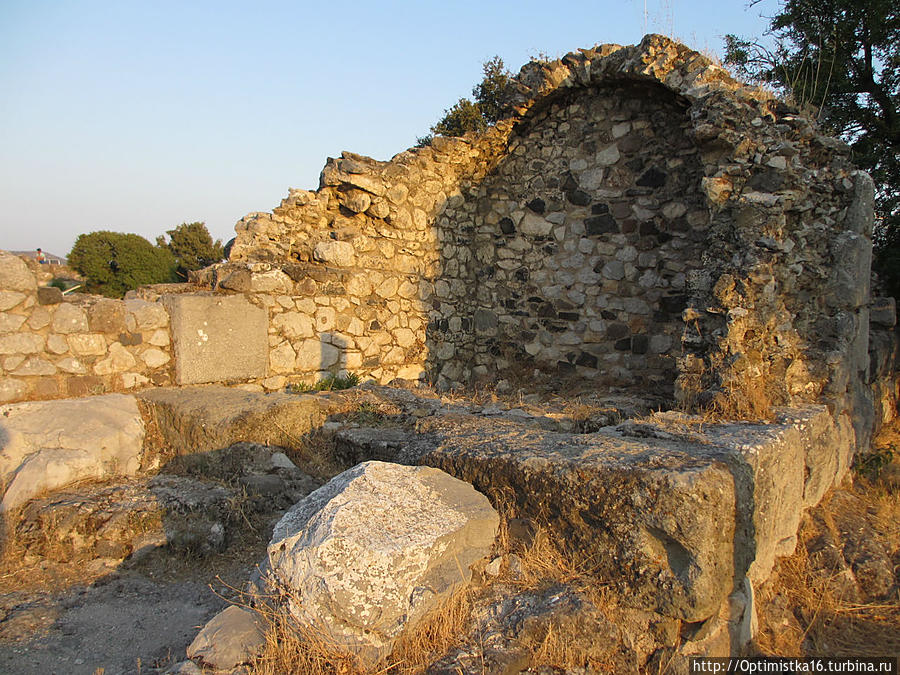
(36, 248, 46, 264)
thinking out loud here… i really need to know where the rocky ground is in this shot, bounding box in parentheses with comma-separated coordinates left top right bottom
(0, 383, 896, 674)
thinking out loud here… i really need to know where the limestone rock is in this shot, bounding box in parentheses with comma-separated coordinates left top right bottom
(267, 461, 499, 665)
(0, 394, 145, 511)
(51, 303, 89, 334)
(0, 251, 37, 292)
(313, 240, 355, 267)
(419, 405, 850, 622)
(187, 605, 266, 670)
(14, 475, 236, 561)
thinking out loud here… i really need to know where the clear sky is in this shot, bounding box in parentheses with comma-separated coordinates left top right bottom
(0, 0, 778, 258)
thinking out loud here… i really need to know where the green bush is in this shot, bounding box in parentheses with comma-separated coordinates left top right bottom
(422, 56, 511, 142)
(156, 221, 224, 279)
(68, 231, 177, 298)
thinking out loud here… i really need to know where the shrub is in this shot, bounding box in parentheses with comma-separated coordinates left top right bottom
(68, 231, 177, 298)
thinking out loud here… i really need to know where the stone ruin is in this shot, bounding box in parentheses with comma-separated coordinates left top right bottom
(0, 34, 898, 670)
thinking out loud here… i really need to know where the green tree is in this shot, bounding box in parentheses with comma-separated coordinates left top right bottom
(419, 56, 512, 144)
(724, 0, 900, 296)
(68, 231, 177, 298)
(157, 221, 224, 278)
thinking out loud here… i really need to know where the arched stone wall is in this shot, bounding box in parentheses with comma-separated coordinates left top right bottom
(427, 81, 707, 390)
(1, 35, 884, 449)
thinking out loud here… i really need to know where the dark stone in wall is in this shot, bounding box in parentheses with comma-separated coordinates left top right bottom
(499, 217, 516, 234)
(474, 309, 499, 332)
(586, 214, 619, 235)
(747, 169, 785, 192)
(659, 295, 687, 315)
(636, 167, 667, 188)
(591, 203, 610, 215)
(37, 287, 63, 305)
(608, 323, 630, 339)
(615, 337, 632, 351)
(567, 189, 591, 206)
(557, 361, 576, 375)
(632, 335, 649, 354)
(67, 376, 104, 397)
(526, 198, 546, 214)
(575, 352, 598, 368)
(119, 332, 142, 346)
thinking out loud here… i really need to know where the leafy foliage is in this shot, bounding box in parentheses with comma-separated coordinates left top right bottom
(68, 231, 177, 298)
(724, 0, 900, 297)
(423, 56, 512, 142)
(157, 221, 224, 278)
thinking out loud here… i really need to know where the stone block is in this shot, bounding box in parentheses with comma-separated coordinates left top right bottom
(0, 251, 36, 292)
(89, 299, 127, 333)
(267, 461, 498, 666)
(419, 405, 847, 623)
(0, 291, 27, 312)
(51, 302, 89, 333)
(0, 394, 144, 511)
(164, 294, 267, 385)
(37, 286, 63, 305)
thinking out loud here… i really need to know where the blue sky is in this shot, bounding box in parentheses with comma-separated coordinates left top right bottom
(0, 0, 777, 257)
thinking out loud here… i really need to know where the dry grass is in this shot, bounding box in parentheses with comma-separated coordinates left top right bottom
(246, 509, 614, 675)
(249, 608, 365, 675)
(700, 365, 778, 422)
(755, 424, 900, 658)
(755, 541, 900, 658)
(383, 584, 477, 674)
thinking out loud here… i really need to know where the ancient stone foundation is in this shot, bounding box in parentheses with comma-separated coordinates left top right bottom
(2, 36, 895, 447)
(0, 34, 898, 665)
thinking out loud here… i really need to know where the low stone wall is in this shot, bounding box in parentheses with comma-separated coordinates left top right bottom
(0, 251, 173, 402)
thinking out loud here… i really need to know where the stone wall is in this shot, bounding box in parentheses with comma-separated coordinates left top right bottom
(222, 34, 880, 439)
(0, 251, 173, 402)
(1, 35, 894, 449)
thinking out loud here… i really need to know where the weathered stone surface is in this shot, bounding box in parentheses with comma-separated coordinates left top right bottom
(313, 240, 355, 267)
(164, 294, 267, 385)
(89, 299, 127, 332)
(0, 394, 144, 511)
(67, 333, 106, 356)
(12, 356, 56, 376)
(267, 461, 499, 664)
(0, 378, 27, 403)
(0, 313, 26, 333)
(0, 251, 37, 292)
(272, 311, 314, 338)
(94, 341, 137, 375)
(0, 332, 44, 354)
(140, 347, 170, 369)
(136, 386, 336, 457)
(418, 405, 849, 622)
(125, 298, 169, 331)
(14, 475, 236, 561)
(0, 291, 27, 312)
(187, 606, 266, 671)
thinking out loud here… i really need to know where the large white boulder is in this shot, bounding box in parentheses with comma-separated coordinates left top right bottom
(266, 461, 498, 665)
(0, 394, 145, 511)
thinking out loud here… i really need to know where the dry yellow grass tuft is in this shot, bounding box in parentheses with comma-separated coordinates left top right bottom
(754, 421, 900, 658)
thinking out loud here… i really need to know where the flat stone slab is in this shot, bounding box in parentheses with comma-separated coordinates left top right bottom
(163, 293, 267, 385)
(417, 405, 853, 622)
(187, 605, 266, 671)
(136, 386, 338, 457)
(0, 394, 144, 512)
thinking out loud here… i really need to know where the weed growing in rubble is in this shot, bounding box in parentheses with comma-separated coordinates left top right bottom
(287, 373, 361, 394)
